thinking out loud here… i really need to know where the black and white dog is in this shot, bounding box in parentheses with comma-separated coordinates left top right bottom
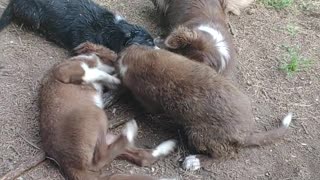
(0, 0, 154, 52)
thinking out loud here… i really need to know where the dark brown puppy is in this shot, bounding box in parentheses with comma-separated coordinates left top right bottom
(39, 44, 176, 180)
(118, 45, 292, 171)
(151, 0, 237, 76)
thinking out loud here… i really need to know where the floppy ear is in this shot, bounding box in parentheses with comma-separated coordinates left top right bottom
(164, 26, 198, 49)
(53, 61, 84, 84)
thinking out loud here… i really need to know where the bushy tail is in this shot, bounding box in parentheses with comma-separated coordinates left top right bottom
(0, 1, 13, 31)
(243, 113, 293, 147)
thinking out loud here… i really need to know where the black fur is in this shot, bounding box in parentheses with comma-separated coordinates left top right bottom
(0, 0, 154, 52)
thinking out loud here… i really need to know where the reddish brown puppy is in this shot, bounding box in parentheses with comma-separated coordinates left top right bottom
(39, 43, 176, 180)
(151, 0, 253, 76)
(118, 45, 292, 171)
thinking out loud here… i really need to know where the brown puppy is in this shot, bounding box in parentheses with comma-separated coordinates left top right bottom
(118, 45, 292, 171)
(151, 0, 237, 76)
(39, 44, 176, 180)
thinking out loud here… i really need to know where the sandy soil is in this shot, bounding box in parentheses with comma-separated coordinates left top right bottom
(0, 0, 319, 179)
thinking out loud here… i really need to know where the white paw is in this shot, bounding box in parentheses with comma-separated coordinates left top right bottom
(122, 120, 138, 143)
(282, 112, 293, 128)
(152, 140, 177, 157)
(182, 155, 201, 171)
(105, 76, 121, 90)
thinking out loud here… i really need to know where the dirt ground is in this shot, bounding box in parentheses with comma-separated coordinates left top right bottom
(0, 0, 319, 179)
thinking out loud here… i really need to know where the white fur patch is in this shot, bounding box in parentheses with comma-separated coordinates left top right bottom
(152, 140, 176, 157)
(198, 25, 230, 72)
(81, 63, 120, 89)
(154, 46, 160, 50)
(96, 59, 115, 74)
(73, 54, 98, 61)
(122, 120, 138, 143)
(182, 155, 201, 171)
(93, 94, 103, 108)
(115, 15, 124, 23)
(281, 112, 293, 128)
(118, 56, 128, 77)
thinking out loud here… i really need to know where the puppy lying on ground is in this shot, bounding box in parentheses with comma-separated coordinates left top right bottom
(39, 44, 176, 179)
(151, 0, 253, 76)
(0, 0, 154, 52)
(117, 45, 292, 171)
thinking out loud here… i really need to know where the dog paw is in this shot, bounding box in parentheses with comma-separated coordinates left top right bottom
(104, 76, 121, 90)
(152, 140, 177, 157)
(182, 155, 201, 171)
(122, 120, 138, 143)
(74, 42, 97, 55)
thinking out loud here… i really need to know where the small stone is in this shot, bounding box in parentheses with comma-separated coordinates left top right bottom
(247, 9, 256, 15)
(10, 41, 14, 44)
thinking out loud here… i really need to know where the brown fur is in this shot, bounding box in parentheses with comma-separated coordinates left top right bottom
(151, 0, 236, 76)
(39, 43, 171, 180)
(118, 45, 291, 161)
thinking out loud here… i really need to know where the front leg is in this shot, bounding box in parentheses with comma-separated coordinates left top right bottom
(81, 63, 121, 89)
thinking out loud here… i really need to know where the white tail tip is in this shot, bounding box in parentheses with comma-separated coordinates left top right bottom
(281, 112, 293, 128)
(152, 140, 177, 157)
(122, 119, 138, 143)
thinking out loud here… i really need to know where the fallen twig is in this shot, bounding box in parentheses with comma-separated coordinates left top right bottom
(0, 152, 46, 180)
(109, 118, 131, 129)
(301, 123, 310, 135)
(18, 134, 41, 150)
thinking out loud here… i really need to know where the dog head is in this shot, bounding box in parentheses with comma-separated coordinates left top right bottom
(117, 22, 155, 47)
(124, 25, 155, 47)
(53, 54, 106, 84)
(158, 25, 231, 73)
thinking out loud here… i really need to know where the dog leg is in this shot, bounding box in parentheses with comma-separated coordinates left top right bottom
(118, 140, 176, 167)
(81, 63, 121, 89)
(92, 120, 138, 169)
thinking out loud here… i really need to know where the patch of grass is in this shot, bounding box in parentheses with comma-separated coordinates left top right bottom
(286, 24, 299, 36)
(260, 0, 294, 10)
(280, 46, 312, 76)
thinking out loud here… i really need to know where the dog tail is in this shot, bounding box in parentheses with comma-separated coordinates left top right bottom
(0, 1, 14, 31)
(242, 113, 293, 147)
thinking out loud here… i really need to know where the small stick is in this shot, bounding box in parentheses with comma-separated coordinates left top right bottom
(0, 152, 46, 180)
(228, 22, 236, 36)
(109, 118, 131, 129)
(18, 134, 41, 150)
(301, 123, 309, 135)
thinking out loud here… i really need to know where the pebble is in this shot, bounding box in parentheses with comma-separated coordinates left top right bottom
(247, 9, 256, 15)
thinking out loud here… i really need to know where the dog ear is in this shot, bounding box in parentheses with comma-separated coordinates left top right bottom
(164, 26, 198, 49)
(53, 61, 84, 84)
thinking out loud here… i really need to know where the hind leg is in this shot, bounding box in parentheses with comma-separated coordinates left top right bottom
(91, 120, 138, 169)
(182, 126, 234, 171)
(118, 140, 176, 167)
